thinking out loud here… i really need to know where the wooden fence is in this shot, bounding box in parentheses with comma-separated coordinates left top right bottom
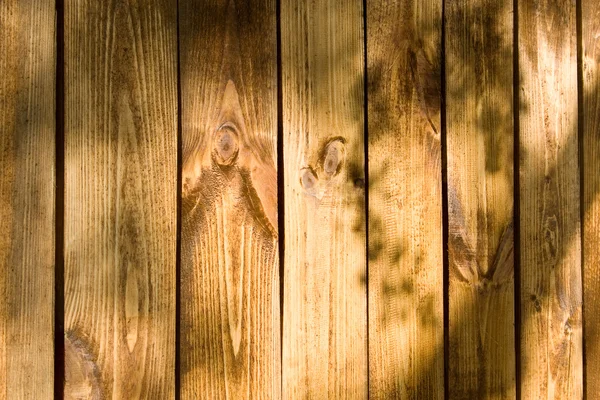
(0, 0, 598, 398)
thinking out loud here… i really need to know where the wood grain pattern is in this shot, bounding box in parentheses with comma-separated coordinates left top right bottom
(64, 1, 177, 398)
(445, 0, 515, 397)
(179, 0, 279, 398)
(582, 2, 600, 398)
(367, 0, 444, 398)
(0, 1, 55, 398)
(281, 0, 367, 398)
(519, 0, 582, 398)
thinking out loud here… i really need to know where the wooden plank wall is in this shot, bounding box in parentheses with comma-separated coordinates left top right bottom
(0, 0, 599, 399)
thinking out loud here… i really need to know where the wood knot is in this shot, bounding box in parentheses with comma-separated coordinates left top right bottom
(299, 137, 347, 199)
(300, 167, 318, 190)
(321, 137, 345, 178)
(213, 124, 239, 166)
(564, 320, 572, 335)
(530, 294, 542, 312)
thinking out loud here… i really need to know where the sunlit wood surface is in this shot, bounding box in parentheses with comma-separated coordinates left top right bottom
(179, 0, 280, 397)
(0, 1, 55, 398)
(0, 1, 597, 399)
(281, 0, 367, 398)
(519, 1, 582, 398)
(63, 1, 177, 398)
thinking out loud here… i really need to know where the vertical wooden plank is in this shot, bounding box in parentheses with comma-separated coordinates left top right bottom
(367, 0, 444, 398)
(582, 1, 600, 397)
(179, 0, 279, 398)
(281, 0, 367, 398)
(445, 0, 515, 398)
(0, 1, 55, 398)
(519, 0, 582, 398)
(64, 1, 177, 398)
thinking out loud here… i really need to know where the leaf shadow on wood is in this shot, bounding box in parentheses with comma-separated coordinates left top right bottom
(281, 1, 369, 397)
(364, 0, 592, 398)
(445, 0, 517, 396)
(365, 0, 445, 394)
(52, 1, 600, 399)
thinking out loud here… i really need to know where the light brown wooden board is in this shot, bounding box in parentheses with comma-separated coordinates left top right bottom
(281, 0, 367, 398)
(64, 1, 178, 398)
(0, 1, 55, 398)
(519, 0, 583, 398)
(445, 0, 515, 397)
(582, 2, 600, 398)
(179, 0, 279, 398)
(367, 0, 444, 398)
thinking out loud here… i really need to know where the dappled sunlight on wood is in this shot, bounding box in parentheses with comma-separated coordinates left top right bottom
(179, 0, 280, 397)
(367, 0, 444, 397)
(519, 0, 582, 398)
(1, 0, 600, 398)
(282, 1, 367, 398)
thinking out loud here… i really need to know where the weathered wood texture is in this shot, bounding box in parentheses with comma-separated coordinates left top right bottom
(281, 0, 367, 398)
(445, 0, 515, 398)
(519, 0, 582, 398)
(64, 1, 178, 398)
(0, 1, 55, 398)
(367, 0, 444, 398)
(582, 2, 600, 398)
(179, 0, 279, 398)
